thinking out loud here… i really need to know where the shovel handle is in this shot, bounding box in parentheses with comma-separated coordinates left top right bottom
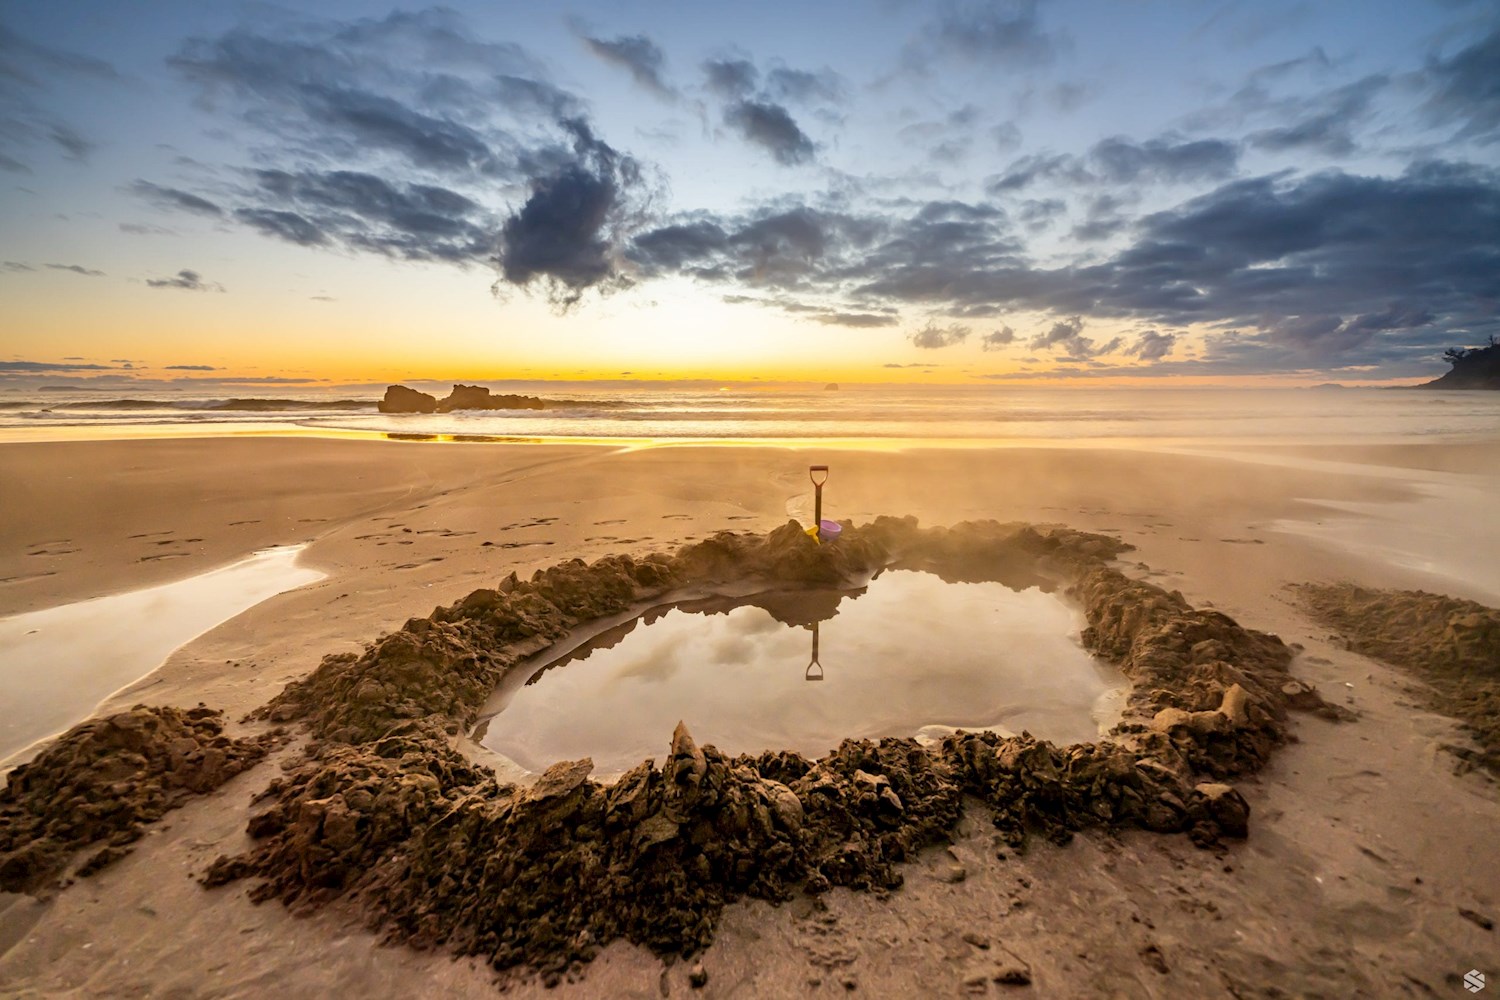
(809, 465, 828, 486)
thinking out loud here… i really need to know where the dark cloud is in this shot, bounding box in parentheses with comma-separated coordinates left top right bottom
(0, 360, 114, 372)
(146, 269, 223, 292)
(234, 208, 328, 247)
(1245, 75, 1388, 157)
(45, 123, 93, 160)
(1091, 137, 1240, 185)
(985, 152, 1090, 192)
(981, 325, 1016, 350)
(1128, 330, 1177, 361)
(2, 261, 35, 271)
(579, 33, 675, 99)
(169, 11, 574, 181)
(1046, 81, 1093, 114)
(765, 67, 844, 105)
(911, 322, 970, 349)
(630, 220, 730, 274)
(1028, 316, 1101, 357)
(119, 222, 177, 236)
(162, 11, 654, 290)
(1071, 194, 1131, 242)
(1016, 198, 1065, 229)
(813, 311, 899, 328)
(0, 22, 116, 83)
(1262, 304, 1436, 358)
(128, 180, 224, 217)
(991, 122, 1022, 152)
(43, 263, 104, 276)
(0, 22, 113, 171)
(1422, 27, 1500, 143)
(987, 136, 1239, 193)
(496, 119, 648, 307)
(717, 294, 900, 328)
(241, 169, 494, 262)
(630, 199, 1011, 298)
(920, 0, 1060, 69)
(723, 100, 816, 165)
(700, 162, 1496, 372)
(983, 165, 1500, 367)
(164, 364, 218, 371)
(703, 58, 758, 98)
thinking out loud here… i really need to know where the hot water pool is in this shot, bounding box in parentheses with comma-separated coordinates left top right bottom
(474, 569, 1126, 776)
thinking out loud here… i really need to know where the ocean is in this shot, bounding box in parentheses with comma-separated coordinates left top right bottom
(1, 383, 1497, 445)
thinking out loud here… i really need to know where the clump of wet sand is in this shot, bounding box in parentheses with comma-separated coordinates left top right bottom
(0, 706, 281, 892)
(179, 518, 1345, 985)
(1294, 582, 1500, 771)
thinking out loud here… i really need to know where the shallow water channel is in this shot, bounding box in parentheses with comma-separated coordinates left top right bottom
(0, 546, 324, 764)
(476, 569, 1126, 776)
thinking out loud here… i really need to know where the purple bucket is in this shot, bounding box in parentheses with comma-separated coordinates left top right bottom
(817, 519, 842, 543)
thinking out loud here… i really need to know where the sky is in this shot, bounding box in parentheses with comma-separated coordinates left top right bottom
(1, 0, 1497, 388)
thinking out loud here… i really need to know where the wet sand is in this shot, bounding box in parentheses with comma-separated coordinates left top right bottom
(1, 436, 1498, 996)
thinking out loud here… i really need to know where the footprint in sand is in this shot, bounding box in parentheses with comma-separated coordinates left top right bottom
(1220, 538, 1265, 545)
(661, 513, 691, 520)
(0, 570, 58, 585)
(593, 519, 626, 526)
(127, 530, 172, 538)
(394, 557, 446, 570)
(482, 540, 554, 549)
(228, 519, 260, 526)
(26, 547, 78, 556)
(139, 553, 190, 562)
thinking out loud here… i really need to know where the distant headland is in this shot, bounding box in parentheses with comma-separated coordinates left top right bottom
(1419, 338, 1500, 390)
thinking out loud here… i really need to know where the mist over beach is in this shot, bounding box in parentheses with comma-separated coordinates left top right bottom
(3, 1, 1499, 996)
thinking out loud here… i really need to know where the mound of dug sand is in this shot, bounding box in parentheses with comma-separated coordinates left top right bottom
(185, 518, 1344, 985)
(1294, 583, 1500, 770)
(0, 706, 280, 892)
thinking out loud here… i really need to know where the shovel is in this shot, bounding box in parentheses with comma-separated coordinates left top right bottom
(806, 465, 839, 543)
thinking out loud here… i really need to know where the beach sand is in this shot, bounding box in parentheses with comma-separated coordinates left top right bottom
(2, 436, 1497, 996)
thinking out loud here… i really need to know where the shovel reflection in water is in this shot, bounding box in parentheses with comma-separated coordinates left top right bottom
(805, 621, 823, 681)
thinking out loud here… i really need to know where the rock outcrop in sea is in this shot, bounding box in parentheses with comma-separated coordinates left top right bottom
(377, 384, 551, 413)
(376, 385, 438, 413)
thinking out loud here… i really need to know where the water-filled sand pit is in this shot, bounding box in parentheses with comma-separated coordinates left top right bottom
(3, 517, 1347, 983)
(476, 570, 1125, 774)
(0, 545, 324, 764)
